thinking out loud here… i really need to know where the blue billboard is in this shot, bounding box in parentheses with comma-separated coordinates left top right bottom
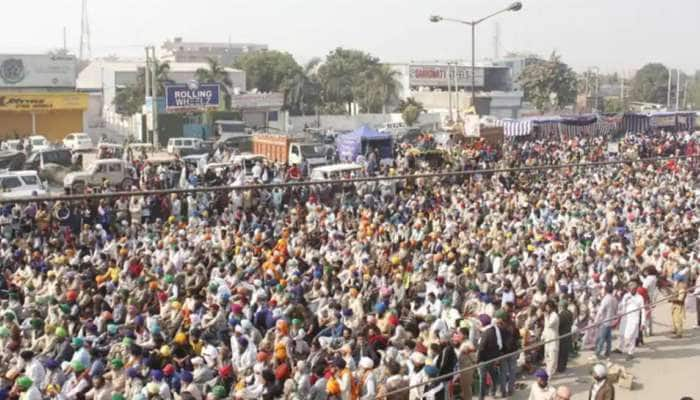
(165, 83, 221, 112)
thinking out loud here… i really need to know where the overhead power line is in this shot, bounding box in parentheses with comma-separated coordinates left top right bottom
(0, 154, 694, 205)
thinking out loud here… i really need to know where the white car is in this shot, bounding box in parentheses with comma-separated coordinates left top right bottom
(28, 135, 51, 152)
(0, 170, 48, 199)
(0, 140, 22, 152)
(63, 133, 94, 151)
(64, 159, 132, 192)
(166, 137, 203, 155)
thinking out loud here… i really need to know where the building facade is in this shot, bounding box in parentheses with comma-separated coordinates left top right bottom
(388, 62, 523, 119)
(0, 54, 88, 140)
(161, 37, 267, 65)
(77, 60, 246, 114)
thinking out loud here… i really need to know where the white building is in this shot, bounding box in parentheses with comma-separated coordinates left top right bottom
(388, 62, 523, 119)
(161, 37, 267, 65)
(77, 60, 246, 113)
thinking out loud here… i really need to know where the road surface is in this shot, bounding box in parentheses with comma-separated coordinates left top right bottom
(510, 301, 700, 400)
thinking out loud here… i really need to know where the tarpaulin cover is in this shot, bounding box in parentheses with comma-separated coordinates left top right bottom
(336, 125, 393, 162)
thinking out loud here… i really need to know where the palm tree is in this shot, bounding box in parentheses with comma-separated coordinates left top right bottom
(372, 65, 401, 114)
(195, 58, 233, 109)
(151, 60, 173, 96)
(286, 58, 321, 116)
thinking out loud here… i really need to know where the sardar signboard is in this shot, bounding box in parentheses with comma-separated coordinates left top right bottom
(165, 83, 221, 112)
(409, 65, 485, 88)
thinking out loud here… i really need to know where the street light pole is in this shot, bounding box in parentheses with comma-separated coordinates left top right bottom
(471, 23, 476, 109)
(430, 2, 522, 114)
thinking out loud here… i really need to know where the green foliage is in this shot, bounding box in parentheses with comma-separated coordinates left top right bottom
(234, 50, 302, 93)
(284, 58, 322, 116)
(317, 48, 400, 114)
(402, 105, 421, 127)
(629, 63, 669, 104)
(603, 97, 624, 113)
(687, 70, 700, 110)
(112, 61, 172, 116)
(196, 58, 233, 109)
(517, 52, 578, 113)
(398, 98, 425, 113)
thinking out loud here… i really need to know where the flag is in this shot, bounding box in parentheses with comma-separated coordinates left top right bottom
(179, 165, 188, 189)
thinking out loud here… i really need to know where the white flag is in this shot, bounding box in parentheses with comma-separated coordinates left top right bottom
(179, 165, 188, 189)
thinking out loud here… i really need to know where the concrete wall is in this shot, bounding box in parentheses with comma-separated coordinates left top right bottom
(288, 113, 442, 131)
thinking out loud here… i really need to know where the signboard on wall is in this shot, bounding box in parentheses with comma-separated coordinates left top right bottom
(165, 83, 221, 112)
(230, 93, 284, 110)
(409, 65, 485, 88)
(463, 114, 481, 137)
(0, 55, 77, 88)
(0, 93, 88, 112)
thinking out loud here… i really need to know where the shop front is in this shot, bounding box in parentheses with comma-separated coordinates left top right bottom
(0, 92, 88, 141)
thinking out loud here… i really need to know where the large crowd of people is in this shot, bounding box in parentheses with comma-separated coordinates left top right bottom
(0, 130, 699, 400)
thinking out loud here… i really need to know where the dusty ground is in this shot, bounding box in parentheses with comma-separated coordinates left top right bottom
(508, 301, 700, 400)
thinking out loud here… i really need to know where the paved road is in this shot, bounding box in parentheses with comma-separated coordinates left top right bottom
(509, 301, 700, 400)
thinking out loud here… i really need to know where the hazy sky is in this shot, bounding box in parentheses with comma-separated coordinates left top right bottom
(4, 0, 699, 74)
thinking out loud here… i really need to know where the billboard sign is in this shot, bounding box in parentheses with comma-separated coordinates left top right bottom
(230, 93, 284, 110)
(0, 54, 77, 88)
(409, 65, 485, 88)
(165, 83, 221, 112)
(0, 93, 88, 112)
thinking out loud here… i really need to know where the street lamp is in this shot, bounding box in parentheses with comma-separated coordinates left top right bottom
(430, 2, 522, 110)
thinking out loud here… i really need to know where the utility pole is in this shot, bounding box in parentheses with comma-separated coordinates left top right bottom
(150, 47, 159, 149)
(667, 69, 672, 109)
(683, 80, 689, 110)
(454, 63, 460, 120)
(145, 47, 152, 144)
(63, 27, 67, 53)
(675, 68, 681, 111)
(446, 63, 453, 122)
(620, 71, 625, 110)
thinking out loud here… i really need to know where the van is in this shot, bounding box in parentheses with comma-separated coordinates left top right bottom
(24, 149, 74, 170)
(0, 170, 48, 199)
(167, 138, 204, 155)
(310, 163, 364, 181)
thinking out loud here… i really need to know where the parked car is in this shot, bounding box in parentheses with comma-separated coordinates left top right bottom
(0, 170, 48, 199)
(24, 149, 74, 170)
(63, 159, 132, 192)
(310, 163, 364, 181)
(167, 137, 204, 155)
(63, 133, 94, 151)
(0, 140, 22, 152)
(0, 151, 27, 171)
(28, 135, 51, 152)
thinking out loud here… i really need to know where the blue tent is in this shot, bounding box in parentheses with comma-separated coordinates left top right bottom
(336, 125, 393, 162)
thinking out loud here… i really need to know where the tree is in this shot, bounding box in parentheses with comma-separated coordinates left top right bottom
(317, 48, 379, 113)
(402, 105, 421, 127)
(112, 61, 172, 116)
(629, 63, 669, 104)
(603, 97, 624, 113)
(234, 50, 302, 93)
(686, 70, 700, 110)
(196, 57, 233, 109)
(284, 58, 322, 116)
(398, 98, 425, 113)
(517, 52, 578, 113)
(355, 65, 401, 114)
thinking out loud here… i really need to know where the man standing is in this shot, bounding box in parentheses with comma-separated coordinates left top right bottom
(671, 276, 688, 338)
(557, 300, 574, 373)
(543, 300, 560, 378)
(617, 281, 644, 360)
(594, 285, 617, 359)
(588, 364, 614, 400)
(477, 315, 504, 400)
